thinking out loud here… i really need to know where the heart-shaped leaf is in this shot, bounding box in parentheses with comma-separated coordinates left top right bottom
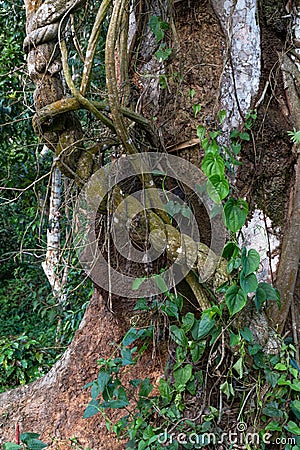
(225, 285, 247, 316)
(224, 199, 248, 232)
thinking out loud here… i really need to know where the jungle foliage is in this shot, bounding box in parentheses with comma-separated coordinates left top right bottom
(0, 0, 92, 392)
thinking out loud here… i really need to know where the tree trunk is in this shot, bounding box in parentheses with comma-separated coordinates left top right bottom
(1, 0, 300, 447)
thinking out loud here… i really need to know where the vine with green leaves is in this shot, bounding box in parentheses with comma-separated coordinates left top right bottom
(0, 0, 94, 391)
(82, 112, 300, 449)
(19, 0, 300, 447)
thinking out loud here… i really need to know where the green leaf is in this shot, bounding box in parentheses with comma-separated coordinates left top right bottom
(230, 129, 240, 139)
(174, 364, 193, 388)
(210, 131, 220, 140)
(186, 379, 197, 396)
(230, 332, 240, 347)
(219, 109, 226, 125)
(181, 312, 195, 332)
(91, 381, 101, 399)
(220, 381, 234, 399)
(285, 421, 300, 435)
(277, 376, 291, 386)
(206, 175, 229, 203)
(153, 274, 168, 293)
(83, 399, 101, 418)
(130, 378, 142, 388)
(176, 345, 187, 364)
(254, 286, 267, 311)
(193, 104, 201, 118)
(158, 378, 173, 403)
(3, 444, 22, 450)
(25, 439, 48, 450)
(248, 343, 262, 354)
(240, 327, 253, 343)
(225, 285, 247, 316)
(265, 421, 282, 432)
(223, 198, 248, 232)
(291, 380, 300, 392)
(154, 45, 172, 61)
(222, 242, 239, 259)
(101, 400, 129, 409)
(20, 434, 40, 443)
(163, 299, 179, 319)
(164, 200, 181, 216)
(191, 315, 216, 340)
(121, 347, 134, 366)
(253, 351, 267, 368)
(205, 139, 219, 153)
(231, 142, 242, 155)
(291, 400, 300, 421)
(202, 153, 225, 177)
(134, 298, 149, 310)
(170, 325, 188, 347)
(262, 401, 283, 418)
(139, 378, 153, 397)
(116, 386, 129, 403)
(265, 369, 280, 387)
(137, 440, 147, 450)
(122, 328, 145, 346)
(181, 205, 191, 219)
(97, 370, 111, 392)
(239, 131, 250, 141)
(257, 282, 278, 300)
(274, 363, 287, 371)
(159, 20, 170, 31)
(171, 293, 183, 311)
(288, 128, 300, 144)
(149, 16, 165, 42)
(132, 277, 145, 290)
(209, 204, 223, 219)
(195, 182, 206, 195)
(227, 257, 236, 273)
(240, 271, 258, 294)
(241, 248, 260, 276)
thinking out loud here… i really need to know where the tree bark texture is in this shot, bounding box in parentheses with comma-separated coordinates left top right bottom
(0, 290, 164, 449)
(1, 0, 299, 447)
(24, 0, 85, 179)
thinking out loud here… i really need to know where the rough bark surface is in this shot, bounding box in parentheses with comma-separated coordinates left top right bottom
(1, 0, 299, 447)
